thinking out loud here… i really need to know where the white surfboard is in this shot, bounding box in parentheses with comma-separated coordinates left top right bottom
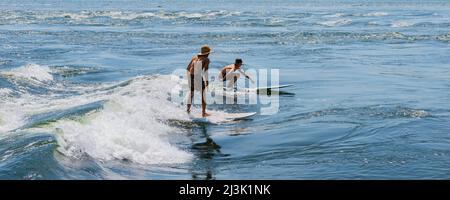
(189, 110, 257, 124)
(255, 84, 294, 91)
(219, 84, 294, 92)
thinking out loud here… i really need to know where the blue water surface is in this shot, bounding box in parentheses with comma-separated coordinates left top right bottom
(0, 0, 449, 179)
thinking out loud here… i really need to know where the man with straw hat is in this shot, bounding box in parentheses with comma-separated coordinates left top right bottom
(186, 45, 212, 117)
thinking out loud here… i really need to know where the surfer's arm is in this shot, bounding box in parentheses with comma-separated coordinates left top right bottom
(186, 58, 194, 71)
(238, 69, 255, 83)
(219, 65, 231, 80)
(203, 59, 210, 86)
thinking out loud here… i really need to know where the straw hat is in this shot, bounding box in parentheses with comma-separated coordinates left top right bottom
(198, 45, 213, 55)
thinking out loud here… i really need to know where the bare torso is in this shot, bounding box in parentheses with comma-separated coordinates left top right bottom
(187, 55, 210, 75)
(220, 64, 238, 78)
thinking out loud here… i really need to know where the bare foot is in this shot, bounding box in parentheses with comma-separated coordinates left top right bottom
(202, 112, 211, 117)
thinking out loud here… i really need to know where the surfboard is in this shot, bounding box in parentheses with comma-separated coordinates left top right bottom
(220, 84, 294, 92)
(189, 110, 257, 124)
(255, 84, 294, 91)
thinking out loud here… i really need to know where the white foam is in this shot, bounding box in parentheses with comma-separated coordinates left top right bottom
(0, 86, 106, 133)
(102, 11, 156, 20)
(42, 10, 240, 21)
(364, 12, 388, 17)
(54, 106, 191, 165)
(178, 12, 203, 19)
(59, 12, 92, 20)
(1, 74, 193, 164)
(391, 21, 415, 28)
(317, 19, 352, 27)
(51, 76, 192, 165)
(0, 107, 25, 133)
(1, 64, 53, 82)
(323, 13, 346, 18)
(0, 88, 12, 96)
(0, 71, 117, 133)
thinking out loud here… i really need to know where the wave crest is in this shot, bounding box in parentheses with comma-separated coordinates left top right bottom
(51, 75, 192, 165)
(391, 21, 415, 28)
(317, 19, 352, 27)
(0, 64, 53, 82)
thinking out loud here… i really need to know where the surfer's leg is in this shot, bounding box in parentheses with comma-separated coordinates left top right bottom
(226, 73, 240, 88)
(187, 75, 195, 113)
(233, 75, 239, 90)
(187, 89, 194, 113)
(201, 88, 210, 117)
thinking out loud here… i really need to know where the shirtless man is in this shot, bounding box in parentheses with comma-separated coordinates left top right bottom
(219, 58, 254, 90)
(186, 45, 212, 117)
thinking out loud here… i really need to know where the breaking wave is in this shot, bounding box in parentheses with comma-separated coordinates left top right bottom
(317, 19, 352, 27)
(0, 64, 193, 165)
(391, 20, 415, 28)
(0, 64, 53, 82)
(0, 10, 241, 25)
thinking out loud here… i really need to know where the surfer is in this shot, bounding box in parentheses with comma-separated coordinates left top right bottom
(219, 58, 255, 90)
(186, 45, 212, 117)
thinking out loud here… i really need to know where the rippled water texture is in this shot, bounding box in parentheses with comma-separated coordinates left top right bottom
(0, 0, 449, 179)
